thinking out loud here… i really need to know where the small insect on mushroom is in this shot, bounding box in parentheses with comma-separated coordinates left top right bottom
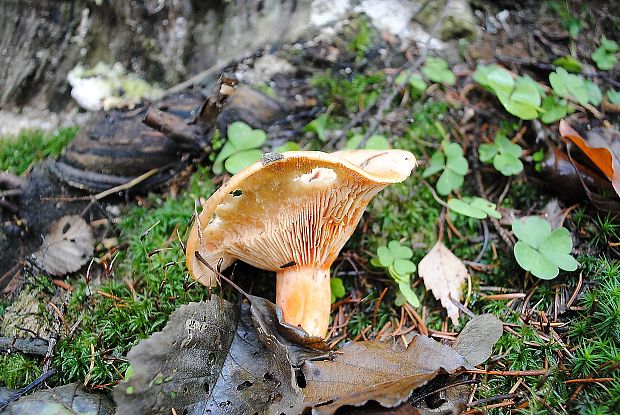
(186, 150, 416, 337)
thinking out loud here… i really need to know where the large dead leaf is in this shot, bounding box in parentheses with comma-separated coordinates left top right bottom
(559, 119, 620, 198)
(301, 335, 469, 415)
(418, 241, 468, 325)
(113, 296, 318, 415)
(453, 314, 503, 366)
(32, 215, 94, 276)
(2, 383, 114, 414)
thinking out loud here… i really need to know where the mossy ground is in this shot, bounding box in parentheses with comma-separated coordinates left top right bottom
(1, 15, 620, 414)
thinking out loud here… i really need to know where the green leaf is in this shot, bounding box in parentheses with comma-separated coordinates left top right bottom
(553, 55, 583, 73)
(330, 277, 346, 303)
(493, 152, 523, 176)
(365, 135, 390, 150)
(443, 141, 463, 159)
(408, 74, 427, 91)
(549, 68, 570, 97)
(388, 240, 413, 259)
(608, 90, 620, 105)
(482, 65, 514, 97)
(345, 134, 364, 149)
(446, 155, 469, 175)
(224, 149, 263, 174)
(512, 216, 551, 249)
(584, 80, 603, 106)
(422, 57, 455, 85)
(448, 197, 502, 220)
(592, 45, 617, 71)
(398, 281, 420, 308)
(422, 151, 445, 177)
(495, 135, 522, 158)
(394, 258, 416, 275)
(512, 77, 542, 108)
(448, 198, 486, 219)
(437, 168, 464, 195)
(540, 95, 569, 124)
(601, 36, 619, 52)
(274, 141, 301, 152)
(479, 143, 498, 163)
(213, 141, 238, 174)
(542, 227, 573, 254)
(304, 114, 331, 141)
(514, 241, 559, 280)
(377, 246, 395, 267)
(227, 122, 267, 150)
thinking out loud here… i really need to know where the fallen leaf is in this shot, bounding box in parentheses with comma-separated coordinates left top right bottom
(559, 119, 620, 197)
(453, 314, 503, 366)
(113, 296, 322, 415)
(301, 336, 468, 415)
(418, 241, 468, 325)
(2, 383, 114, 415)
(32, 215, 94, 276)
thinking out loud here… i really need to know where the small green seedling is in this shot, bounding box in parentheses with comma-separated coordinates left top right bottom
(512, 216, 579, 280)
(395, 70, 427, 93)
(584, 80, 602, 106)
(422, 139, 469, 196)
(549, 68, 596, 107)
(422, 57, 456, 86)
(479, 135, 523, 176)
(304, 114, 333, 141)
(274, 141, 301, 152)
(371, 241, 419, 307)
(532, 150, 545, 172)
(345, 134, 390, 150)
(448, 196, 502, 220)
(213, 122, 266, 174)
(608, 90, 620, 105)
(330, 277, 346, 303)
(591, 36, 619, 71)
(473, 65, 542, 120)
(540, 95, 571, 124)
(552, 55, 583, 73)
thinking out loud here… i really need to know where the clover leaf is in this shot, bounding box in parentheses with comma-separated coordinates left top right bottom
(422, 57, 456, 86)
(422, 139, 468, 195)
(304, 114, 333, 141)
(345, 134, 390, 150)
(512, 216, 579, 280)
(592, 36, 618, 71)
(213, 122, 266, 174)
(549, 68, 591, 106)
(448, 196, 502, 220)
(608, 90, 620, 105)
(373, 241, 419, 307)
(584, 80, 603, 106)
(479, 135, 523, 176)
(473, 65, 541, 120)
(274, 141, 301, 152)
(395, 71, 427, 93)
(330, 277, 346, 303)
(540, 95, 571, 124)
(552, 55, 583, 73)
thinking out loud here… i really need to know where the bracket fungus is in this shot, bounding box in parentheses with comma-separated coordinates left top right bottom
(186, 150, 415, 337)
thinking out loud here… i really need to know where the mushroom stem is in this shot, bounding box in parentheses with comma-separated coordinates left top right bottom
(276, 266, 331, 338)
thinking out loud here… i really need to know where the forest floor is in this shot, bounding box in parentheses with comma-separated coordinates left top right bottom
(1, 1, 619, 414)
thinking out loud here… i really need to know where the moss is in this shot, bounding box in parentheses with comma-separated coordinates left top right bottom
(53, 167, 217, 387)
(0, 354, 42, 389)
(0, 127, 78, 174)
(311, 71, 386, 114)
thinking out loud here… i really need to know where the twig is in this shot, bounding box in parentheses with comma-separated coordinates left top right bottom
(464, 369, 550, 376)
(467, 392, 523, 407)
(0, 337, 48, 355)
(194, 251, 249, 299)
(564, 377, 614, 384)
(0, 369, 57, 408)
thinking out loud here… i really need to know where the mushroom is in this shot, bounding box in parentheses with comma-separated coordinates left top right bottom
(186, 150, 416, 337)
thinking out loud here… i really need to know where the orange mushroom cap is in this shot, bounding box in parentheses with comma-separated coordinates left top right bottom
(186, 150, 416, 337)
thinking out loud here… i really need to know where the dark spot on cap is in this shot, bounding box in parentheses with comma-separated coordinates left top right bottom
(261, 152, 284, 165)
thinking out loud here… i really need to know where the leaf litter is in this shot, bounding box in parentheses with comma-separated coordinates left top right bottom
(112, 294, 503, 415)
(31, 215, 94, 276)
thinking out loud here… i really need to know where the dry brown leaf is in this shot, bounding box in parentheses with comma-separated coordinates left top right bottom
(32, 215, 94, 276)
(418, 241, 468, 325)
(559, 119, 620, 198)
(302, 336, 468, 415)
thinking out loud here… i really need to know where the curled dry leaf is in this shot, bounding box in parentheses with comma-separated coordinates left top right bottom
(32, 215, 94, 276)
(418, 241, 468, 325)
(559, 119, 620, 198)
(113, 296, 325, 415)
(453, 314, 504, 366)
(302, 336, 469, 415)
(2, 383, 114, 415)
